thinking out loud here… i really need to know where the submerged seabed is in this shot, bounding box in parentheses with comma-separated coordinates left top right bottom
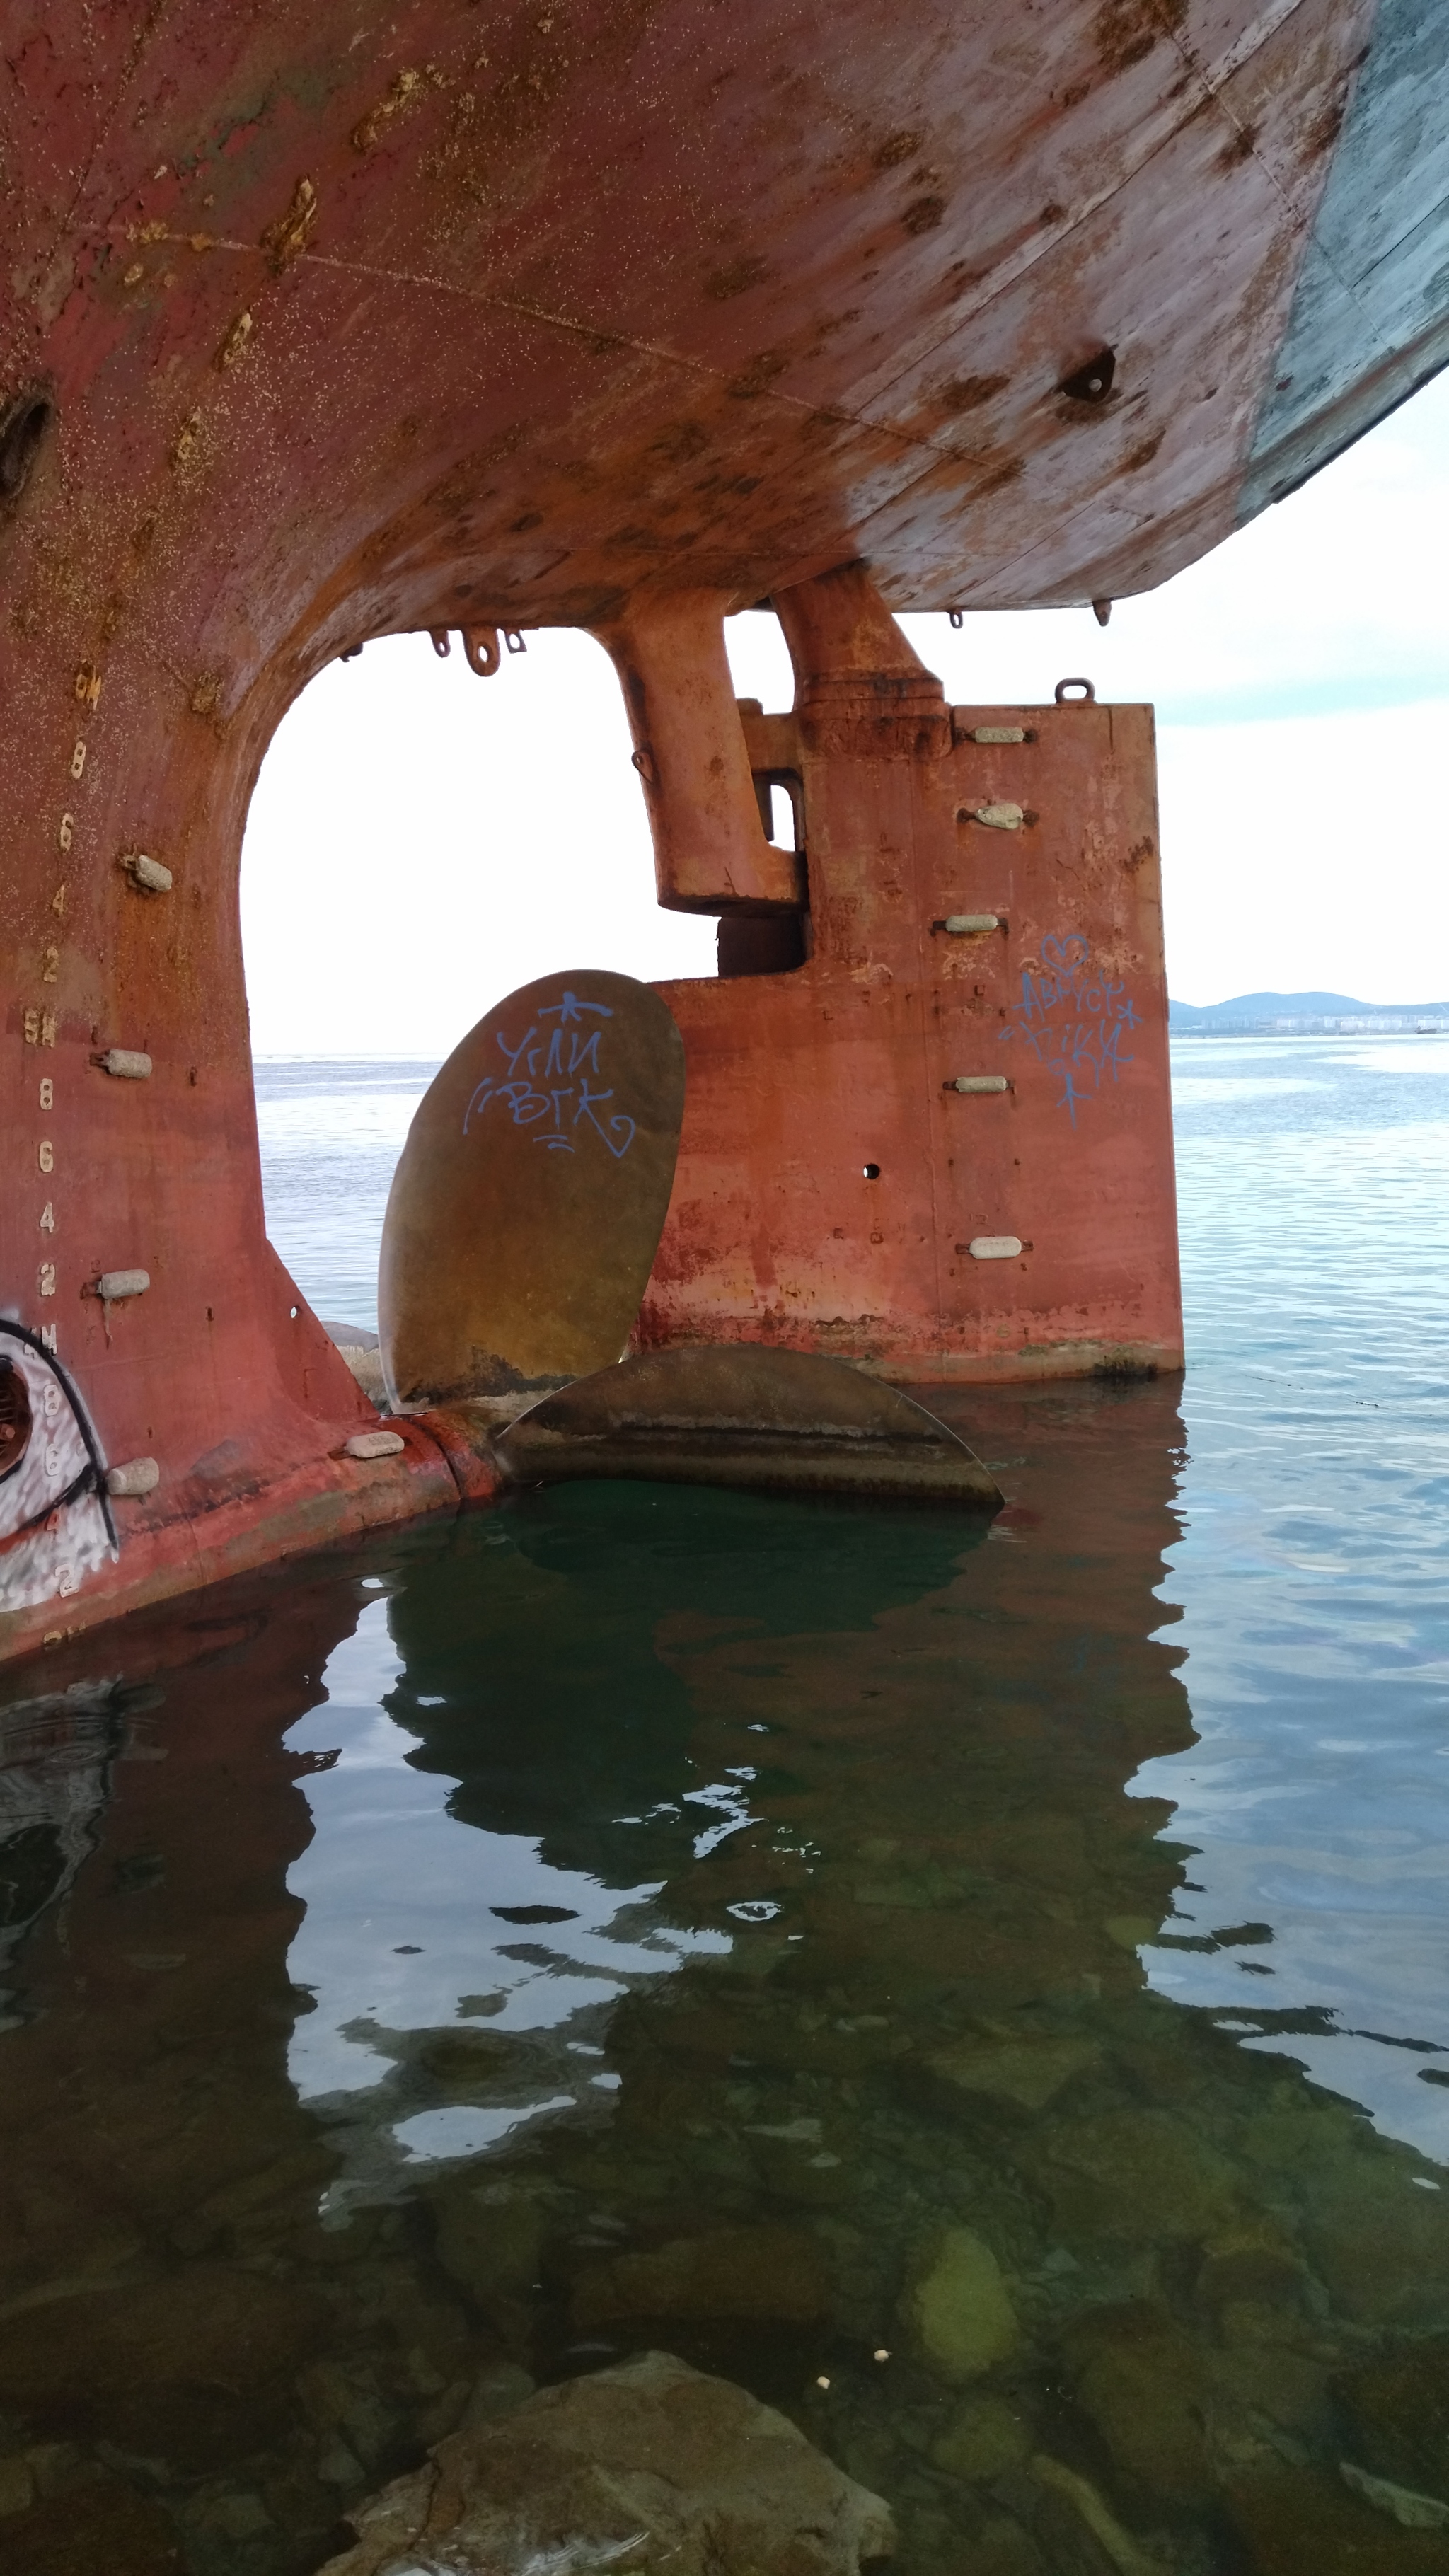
(0, 1036, 1446, 2575)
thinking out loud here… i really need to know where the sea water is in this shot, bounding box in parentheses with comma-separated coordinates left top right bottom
(1, 1035, 1447, 2574)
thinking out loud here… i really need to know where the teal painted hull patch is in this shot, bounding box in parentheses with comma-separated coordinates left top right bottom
(1242, 0, 1449, 520)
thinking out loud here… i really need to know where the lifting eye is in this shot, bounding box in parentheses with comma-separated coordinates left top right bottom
(0, 391, 53, 501)
(1058, 349, 1116, 404)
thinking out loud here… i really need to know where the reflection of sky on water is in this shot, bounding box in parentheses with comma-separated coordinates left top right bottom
(258, 1034, 1449, 2173)
(1134, 1035, 1449, 2162)
(1336, 1041, 1449, 1075)
(392, 2099, 580, 2161)
(284, 1601, 728, 2156)
(277, 1484, 982, 2207)
(1167, 1074, 1324, 1104)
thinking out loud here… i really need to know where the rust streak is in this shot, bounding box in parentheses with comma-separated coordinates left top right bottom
(864, 0, 1318, 412)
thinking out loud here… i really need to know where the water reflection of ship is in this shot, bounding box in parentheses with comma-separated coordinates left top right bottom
(0, 1680, 125, 2004)
(367, 1397, 1206, 2401)
(316, 1404, 1189, 2217)
(386, 1382, 1196, 2014)
(0, 1569, 419, 2571)
(381, 1387, 1449, 2570)
(289, 1486, 998, 2215)
(2, 1422, 1448, 2572)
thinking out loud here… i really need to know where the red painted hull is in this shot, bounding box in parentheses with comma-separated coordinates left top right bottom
(649, 691, 1177, 1383)
(1, 0, 1436, 1656)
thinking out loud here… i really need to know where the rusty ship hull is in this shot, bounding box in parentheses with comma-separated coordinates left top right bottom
(2, 0, 1446, 1659)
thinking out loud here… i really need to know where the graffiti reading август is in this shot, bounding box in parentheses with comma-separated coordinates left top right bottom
(462, 990, 637, 1158)
(999, 932, 1141, 1125)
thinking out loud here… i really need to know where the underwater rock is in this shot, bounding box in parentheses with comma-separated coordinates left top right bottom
(456, 2362, 536, 2430)
(1303, 2163, 1449, 2330)
(173, 2141, 337, 2259)
(923, 2035, 1099, 2115)
(1206, 2340, 1334, 2445)
(173, 2478, 278, 2575)
(296, 2357, 398, 2476)
(901, 2227, 1021, 2383)
(16, 2442, 92, 2500)
(1334, 2336, 1449, 2494)
(1225, 2464, 1449, 2572)
(415, 2027, 537, 2092)
(0, 2262, 323, 2401)
(571, 2223, 829, 2330)
(429, 2178, 553, 2343)
(1061, 2301, 1212, 2502)
(1029, 2108, 1239, 2245)
(1029, 2454, 1159, 2576)
(0, 2471, 184, 2573)
(1194, 2228, 1317, 2323)
(930, 2390, 1034, 2481)
(316, 2349, 894, 2575)
(0, 2451, 34, 2514)
(0, 2265, 325, 2464)
(641, 1990, 892, 2079)
(966, 2512, 1049, 2575)
(1340, 2461, 1449, 2531)
(331, 1341, 388, 1404)
(744, 2115, 853, 2207)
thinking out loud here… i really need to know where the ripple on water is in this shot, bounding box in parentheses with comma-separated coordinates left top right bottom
(0, 1034, 1446, 2570)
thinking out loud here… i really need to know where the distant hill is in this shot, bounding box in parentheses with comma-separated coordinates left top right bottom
(1170, 991, 1449, 1032)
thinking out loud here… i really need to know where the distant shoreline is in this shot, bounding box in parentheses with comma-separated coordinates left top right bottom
(1170, 1023, 1449, 1040)
(1170, 990, 1448, 1036)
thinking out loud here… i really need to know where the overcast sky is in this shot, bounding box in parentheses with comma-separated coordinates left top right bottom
(242, 368, 1449, 1055)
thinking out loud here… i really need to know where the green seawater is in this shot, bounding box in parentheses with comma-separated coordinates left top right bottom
(1, 1034, 1448, 2573)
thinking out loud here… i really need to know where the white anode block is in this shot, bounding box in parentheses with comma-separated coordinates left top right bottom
(969, 1236, 1023, 1260)
(98, 1048, 152, 1079)
(944, 914, 1000, 935)
(125, 853, 173, 893)
(951, 1075, 1010, 1094)
(96, 1269, 150, 1300)
(967, 802, 1024, 831)
(106, 1457, 160, 1498)
(345, 1429, 405, 1460)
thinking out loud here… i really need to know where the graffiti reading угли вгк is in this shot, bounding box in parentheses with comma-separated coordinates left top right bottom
(462, 991, 637, 1160)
